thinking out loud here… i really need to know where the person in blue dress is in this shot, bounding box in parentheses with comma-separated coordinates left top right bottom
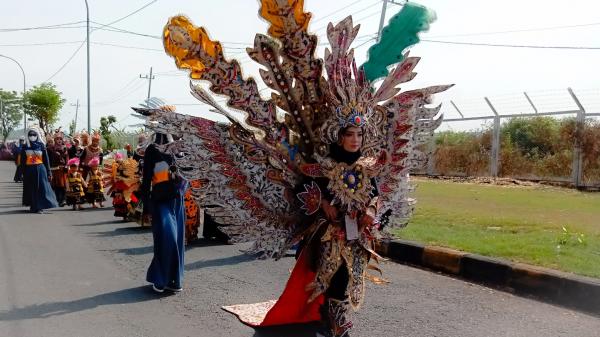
(13, 136, 25, 182)
(21, 127, 58, 213)
(141, 132, 186, 293)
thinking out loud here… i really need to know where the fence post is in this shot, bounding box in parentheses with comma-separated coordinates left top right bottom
(568, 88, 585, 188)
(485, 97, 501, 178)
(523, 91, 538, 114)
(427, 136, 436, 176)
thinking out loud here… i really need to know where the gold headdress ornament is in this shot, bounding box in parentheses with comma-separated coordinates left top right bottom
(80, 131, 90, 146)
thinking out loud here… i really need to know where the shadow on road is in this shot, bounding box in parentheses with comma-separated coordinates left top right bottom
(111, 245, 154, 256)
(0, 286, 161, 321)
(89, 226, 152, 237)
(185, 253, 255, 271)
(0, 209, 29, 215)
(186, 238, 231, 248)
(252, 322, 321, 337)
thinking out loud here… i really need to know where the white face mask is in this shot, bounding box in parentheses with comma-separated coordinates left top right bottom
(28, 135, 38, 142)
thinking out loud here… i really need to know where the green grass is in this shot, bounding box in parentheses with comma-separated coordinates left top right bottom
(393, 179, 600, 278)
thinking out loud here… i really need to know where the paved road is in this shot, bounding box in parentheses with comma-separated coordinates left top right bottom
(0, 161, 598, 337)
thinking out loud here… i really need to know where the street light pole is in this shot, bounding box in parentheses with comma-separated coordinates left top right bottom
(0, 54, 27, 134)
(85, 0, 91, 133)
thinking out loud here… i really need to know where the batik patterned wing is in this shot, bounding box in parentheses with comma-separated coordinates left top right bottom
(140, 108, 301, 258)
(163, 16, 281, 146)
(373, 84, 452, 228)
(256, 0, 327, 157)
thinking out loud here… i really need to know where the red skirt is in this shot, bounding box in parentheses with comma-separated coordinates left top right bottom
(222, 250, 325, 327)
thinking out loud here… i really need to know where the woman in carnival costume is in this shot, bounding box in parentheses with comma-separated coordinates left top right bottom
(86, 157, 105, 208)
(47, 128, 69, 206)
(21, 126, 58, 214)
(103, 152, 139, 221)
(140, 130, 186, 293)
(130, 133, 150, 226)
(80, 131, 103, 180)
(136, 1, 451, 335)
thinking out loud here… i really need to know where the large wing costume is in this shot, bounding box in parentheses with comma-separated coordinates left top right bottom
(134, 1, 451, 264)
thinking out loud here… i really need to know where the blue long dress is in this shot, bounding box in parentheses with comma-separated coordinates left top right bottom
(21, 141, 58, 212)
(142, 144, 186, 290)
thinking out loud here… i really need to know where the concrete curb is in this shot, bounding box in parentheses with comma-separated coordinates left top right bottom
(376, 239, 600, 315)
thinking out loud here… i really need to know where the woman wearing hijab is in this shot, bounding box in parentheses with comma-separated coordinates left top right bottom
(141, 132, 186, 293)
(21, 127, 58, 213)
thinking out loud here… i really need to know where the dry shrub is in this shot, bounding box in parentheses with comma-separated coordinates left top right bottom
(430, 117, 600, 184)
(433, 130, 490, 176)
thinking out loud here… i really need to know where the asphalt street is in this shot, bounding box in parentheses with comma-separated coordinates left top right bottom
(0, 160, 598, 337)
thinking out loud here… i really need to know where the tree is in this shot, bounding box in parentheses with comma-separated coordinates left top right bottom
(0, 89, 23, 142)
(68, 119, 76, 137)
(23, 83, 65, 134)
(99, 115, 117, 150)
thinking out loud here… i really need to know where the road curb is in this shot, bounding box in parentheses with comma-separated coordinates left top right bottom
(376, 239, 600, 315)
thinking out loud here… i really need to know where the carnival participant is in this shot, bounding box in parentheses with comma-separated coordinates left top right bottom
(65, 158, 86, 210)
(21, 127, 58, 213)
(141, 132, 185, 293)
(47, 129, 68, 206)
(139, 1, 450, 335)
(68, 135, 84, 159)
(80, 131, 103, 180)
(103, 152, 139, 221)
(13, 136, 25, 182)
(86, 157, 105, 208)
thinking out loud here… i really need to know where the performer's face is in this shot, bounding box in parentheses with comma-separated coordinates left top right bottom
(55, 137, 63, 146)
(28, 131, 38, 143)
(340, 127, 362, 153)
(69, 165, 78, 173)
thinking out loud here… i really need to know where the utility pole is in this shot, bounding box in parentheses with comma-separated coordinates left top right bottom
(84, 0, 91, 133)
(140, 67, 155, 102)
(71, 99, 80, 134)
(377, 0, 406, 42)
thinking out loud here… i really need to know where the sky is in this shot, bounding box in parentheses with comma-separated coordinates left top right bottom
(1, 0, 599, 134)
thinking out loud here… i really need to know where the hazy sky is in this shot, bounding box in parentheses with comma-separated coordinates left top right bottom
(1, 0, 599, 133)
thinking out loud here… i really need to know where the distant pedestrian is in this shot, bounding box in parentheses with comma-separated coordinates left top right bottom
(13, 136, 25, 182)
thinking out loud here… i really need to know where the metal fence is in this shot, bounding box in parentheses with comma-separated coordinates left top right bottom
(422, 88, 600, 188)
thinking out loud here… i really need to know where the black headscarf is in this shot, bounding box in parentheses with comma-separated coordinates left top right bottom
(328, 142, 361, 165)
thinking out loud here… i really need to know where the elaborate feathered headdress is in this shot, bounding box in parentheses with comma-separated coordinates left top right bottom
(80, 131, 90, 146)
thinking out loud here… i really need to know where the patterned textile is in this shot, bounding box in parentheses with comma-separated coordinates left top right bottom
(138, 0, 451, 324)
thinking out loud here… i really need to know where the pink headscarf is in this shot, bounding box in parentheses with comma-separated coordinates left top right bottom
(67, 158, 80, 167)
(88, 157, 100, 167)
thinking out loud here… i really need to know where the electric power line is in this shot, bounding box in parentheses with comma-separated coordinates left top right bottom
(0, 40, 82, 47)
(0, 20, 86, 32)
(44, 41, 87, 82)
(310, 0, 366, 25)
(421, 39, 600, 50)
(42, 0, 158, 83)
(426, 21, 600, 39)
